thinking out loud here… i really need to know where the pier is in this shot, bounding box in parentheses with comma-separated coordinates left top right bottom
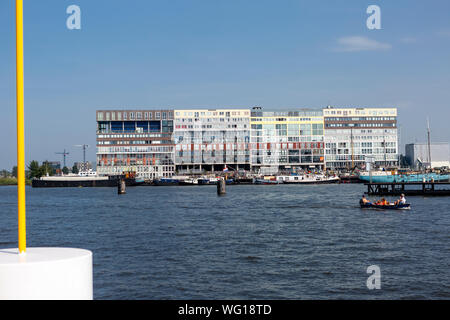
(365, 182, 450, 196)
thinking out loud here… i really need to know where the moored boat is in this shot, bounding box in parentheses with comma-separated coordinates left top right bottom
(153, 178, 180, 186)
(358, 171, 449, 183)
(278, 174, 340, 184)
(254, 178, 279, 185)
(179, 178, 199, 185)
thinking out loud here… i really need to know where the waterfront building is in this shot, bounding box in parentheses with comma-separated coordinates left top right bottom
(173, 109, 251, 172)
(250, 108, 325, 174)
(323, 107, 399, 169)
(96, 110, 175, 179)
(96, 107, 400, 177)
(405, 142, 450, 169)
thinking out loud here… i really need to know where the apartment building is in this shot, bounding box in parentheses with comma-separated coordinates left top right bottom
(323, 107, 399, 169)
(250, 108, 325, 174)
(96, 110, 175, 179)
(96, 107, 399, 177)
(173, 109, 251, 172)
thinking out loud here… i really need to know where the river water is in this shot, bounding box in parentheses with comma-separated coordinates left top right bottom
(0, 184, 449, 299)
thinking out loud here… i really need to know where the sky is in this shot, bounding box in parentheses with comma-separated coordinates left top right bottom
(0, 0, 450, 170)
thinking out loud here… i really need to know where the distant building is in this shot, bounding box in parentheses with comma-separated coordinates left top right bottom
(174, 109, 251, 173)
(323, 107, 399, 169)
(96, 107, 401, 177)
(74, 161, 92, 172)
(96, 110, 175, 179)
(250, 108, 325, 174)
(405, 142, 450, 169)
(43, 161, 61, 171)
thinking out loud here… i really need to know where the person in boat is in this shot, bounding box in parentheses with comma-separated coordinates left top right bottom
(360, 195, 371, 205)
(394, 194, 406, 205)
(375, 198, 389, 205)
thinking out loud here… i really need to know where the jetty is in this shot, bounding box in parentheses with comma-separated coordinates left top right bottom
(365, 182, 450, 196)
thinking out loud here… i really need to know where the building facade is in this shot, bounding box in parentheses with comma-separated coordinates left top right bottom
(96, 110, 175, 179)
(96, 107, 399, 177)
(405, 142, 450, 169)
(250, 108, 325, 174)
(323, 107, 399, 169)
(173, 109, 251, 172)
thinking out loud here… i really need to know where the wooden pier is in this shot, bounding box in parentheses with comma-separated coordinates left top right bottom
(365, 182, 450, 196)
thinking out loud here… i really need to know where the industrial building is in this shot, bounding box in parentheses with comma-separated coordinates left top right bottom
(405, 142, 450, 169)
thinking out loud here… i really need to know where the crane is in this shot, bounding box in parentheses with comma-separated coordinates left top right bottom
(55, 149, 70, 168)
(73, 144, 90, 164)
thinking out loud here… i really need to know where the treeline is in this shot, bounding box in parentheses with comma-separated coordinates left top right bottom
(0, 161, 79, 185)
(27, 160, 78, 178)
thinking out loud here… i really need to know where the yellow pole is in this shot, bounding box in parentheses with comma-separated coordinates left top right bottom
(16, 0, 26, 254)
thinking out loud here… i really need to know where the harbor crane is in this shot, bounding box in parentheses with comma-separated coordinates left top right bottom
(55, 149, 70, 168)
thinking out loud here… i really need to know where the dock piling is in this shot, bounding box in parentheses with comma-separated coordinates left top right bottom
(118, 178, 126, 194)
(217, 177, 226, 195)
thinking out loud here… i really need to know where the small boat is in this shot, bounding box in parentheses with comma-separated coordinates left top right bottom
(279, 175, 340, 184)
(359, 202, 411, 210)
(179, 178, 198, 185)
(208, 177, 219, 185)
(254, 178, 279, 185)
(153, 178, 180, 186)
(197, 178, 211, 185)
(225, 178, 234, 185)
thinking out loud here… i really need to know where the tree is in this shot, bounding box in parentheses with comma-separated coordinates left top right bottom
(40, 161, 55, 177)
(72, 164, 79, 174)
(12, 166, 17, 178)
(28, 160, 41, 178)
(62, 166, 69, 175)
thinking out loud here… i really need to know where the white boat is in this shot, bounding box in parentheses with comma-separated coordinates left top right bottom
(277, 174, 340, 184)
(179, 178, 198, 185)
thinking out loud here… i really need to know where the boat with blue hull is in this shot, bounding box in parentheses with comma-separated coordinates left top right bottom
(358, 171, 449, 183)
(153, 178, 180, 186)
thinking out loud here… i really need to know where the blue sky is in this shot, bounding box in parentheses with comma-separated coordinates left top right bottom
(1, 0, 450, 169)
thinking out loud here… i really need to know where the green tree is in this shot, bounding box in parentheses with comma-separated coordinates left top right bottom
(12, 166, 17, 178)
(27, 160, 41, 178)
(40, 161, 55, 177)
(72, 164, 79, 174)
(62, 166, 69, 175)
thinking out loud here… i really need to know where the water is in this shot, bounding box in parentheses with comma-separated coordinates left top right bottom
(0, 184, 449, 299)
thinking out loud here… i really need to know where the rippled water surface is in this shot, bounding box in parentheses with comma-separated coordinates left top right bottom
(1, 184, 449, 299)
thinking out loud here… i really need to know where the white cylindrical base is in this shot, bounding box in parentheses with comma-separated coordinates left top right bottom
(0, 247, 93, 300)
